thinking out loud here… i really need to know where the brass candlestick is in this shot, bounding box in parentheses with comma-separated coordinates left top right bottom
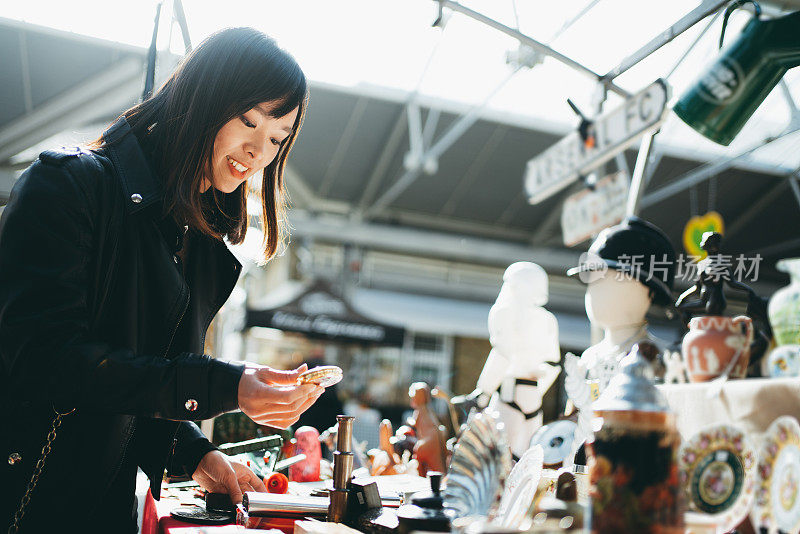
(328, 415, 355, 523)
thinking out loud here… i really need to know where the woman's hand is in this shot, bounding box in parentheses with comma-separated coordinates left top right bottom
(192, 450, 267, 504)
(238, 363, 324, 428)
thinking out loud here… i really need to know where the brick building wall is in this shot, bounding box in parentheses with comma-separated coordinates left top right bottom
(452, 336, 491, 395)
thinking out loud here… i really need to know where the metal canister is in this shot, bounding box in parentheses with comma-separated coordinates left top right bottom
(587, 344, 683, 533)
(328, 415, 355, 523)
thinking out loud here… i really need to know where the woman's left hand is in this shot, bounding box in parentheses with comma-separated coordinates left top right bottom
(192, 450, 267, 504)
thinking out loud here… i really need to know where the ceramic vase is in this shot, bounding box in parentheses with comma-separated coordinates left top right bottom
(682, 316, 753, 382)
(769, 258, 800, 346)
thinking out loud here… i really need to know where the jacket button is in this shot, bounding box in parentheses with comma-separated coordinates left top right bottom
(8, 453, 21, 465)
(185, 399, 198, 412)
(173, 255, 179, 264)
(131, 193, 143, 204)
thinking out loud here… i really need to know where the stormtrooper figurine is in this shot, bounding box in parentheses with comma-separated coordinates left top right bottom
(476, 262, 561, 458)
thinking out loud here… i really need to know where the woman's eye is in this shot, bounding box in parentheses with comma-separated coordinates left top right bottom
(240, 115, 256, 128)
(270, 138, 281, 146)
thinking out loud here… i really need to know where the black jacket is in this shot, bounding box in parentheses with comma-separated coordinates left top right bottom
(0, 116, 246, 532)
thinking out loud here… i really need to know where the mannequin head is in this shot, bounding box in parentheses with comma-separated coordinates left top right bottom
(586, 271, 651, 329)
(500, 262, 549, 307)
(567, 217, 677, 307)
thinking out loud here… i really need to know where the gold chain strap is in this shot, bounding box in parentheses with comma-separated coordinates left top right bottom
(8, 409, 73, 534)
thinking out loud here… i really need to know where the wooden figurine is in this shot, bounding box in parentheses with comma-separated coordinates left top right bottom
(408, 382, 448, 476)
(368, 419, 403, 476)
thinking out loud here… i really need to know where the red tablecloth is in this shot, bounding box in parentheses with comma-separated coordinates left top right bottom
(142, 488, 296, 534)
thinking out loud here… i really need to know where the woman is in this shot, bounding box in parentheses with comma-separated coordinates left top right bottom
(0, 27, 323, 532)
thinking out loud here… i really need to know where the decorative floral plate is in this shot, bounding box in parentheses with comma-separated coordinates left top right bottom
(678, 424, 756, 532)
(752, 416, 800, 533)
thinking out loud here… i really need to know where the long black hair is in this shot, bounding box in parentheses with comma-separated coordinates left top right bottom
(114, 27, 307, 260)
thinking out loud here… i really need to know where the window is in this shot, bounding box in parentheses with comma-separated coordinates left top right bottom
(413, 334, 442, 352)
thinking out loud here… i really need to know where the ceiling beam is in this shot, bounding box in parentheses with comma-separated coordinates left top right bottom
(357, 108, 408, 212)
(725, 179, 788, 240)
(640, 127, 800, 209)
(626, 131, 658, 216)
(309, 80, 795, 176)
(317, 96, 368, 197)
(603, 0, 727, 81)
(0, 57, 143, 163)
(664, 9, 722, 81)
(18, 29, 33, 113)
(0, 168, 18, 199)
(753, 237, 800, 258)
(532, 201, 566, 244)
(365, 67, 520, 218)
(436, 0, 631, 98)
(380, 207, 531, 242)
(496, 195, 526, 227)
(288, 209, 579, 269)
(441, 125, 505, 216)
(283, 165, 350, 214)
(789, 175, 800, 210)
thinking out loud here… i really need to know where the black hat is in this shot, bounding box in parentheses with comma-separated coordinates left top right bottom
(567, 217, 676, 306)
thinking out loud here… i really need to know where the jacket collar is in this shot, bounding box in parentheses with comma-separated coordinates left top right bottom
(103, 116, 162, 215)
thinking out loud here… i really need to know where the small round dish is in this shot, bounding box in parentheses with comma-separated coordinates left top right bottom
(678, 424, 756, 532)
(752, 415, 800, 533)
(529, 419, 577, 467)
(296, 365, 343, 388)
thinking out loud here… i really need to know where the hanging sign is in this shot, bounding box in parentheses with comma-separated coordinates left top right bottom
(683, 211, 725, 259)
(561, 171, 629, 246)
(244, 279, 406, 347)
(524, 79, 670, 204)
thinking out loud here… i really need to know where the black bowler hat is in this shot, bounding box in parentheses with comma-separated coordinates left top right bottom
(567, 217, 676, 306)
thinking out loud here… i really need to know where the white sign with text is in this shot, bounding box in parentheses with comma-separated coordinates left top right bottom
(561, 171, 629, 246)
(525, 79, 669, 204)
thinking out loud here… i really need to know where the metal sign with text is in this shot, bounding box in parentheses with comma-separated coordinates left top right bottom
(525, 79, 670, 204)
(561, 171, 629, 246)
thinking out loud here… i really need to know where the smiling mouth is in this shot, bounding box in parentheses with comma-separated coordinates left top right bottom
(226, 156, 249, 177)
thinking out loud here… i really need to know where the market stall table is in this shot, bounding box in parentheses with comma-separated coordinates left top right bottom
(141, 488, 297, 534)
(657, 376, 800, 439)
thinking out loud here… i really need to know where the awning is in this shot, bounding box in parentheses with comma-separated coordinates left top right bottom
(244, 279, 406, 347)
(352, 287, 592, 348)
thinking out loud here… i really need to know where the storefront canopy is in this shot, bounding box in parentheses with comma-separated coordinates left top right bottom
(244, 279, 406, 347)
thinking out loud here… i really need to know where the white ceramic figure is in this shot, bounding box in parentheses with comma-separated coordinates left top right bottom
(562, 352, 592, 468)
(476, 262, 561, 458)
(662, 349, 687, 384)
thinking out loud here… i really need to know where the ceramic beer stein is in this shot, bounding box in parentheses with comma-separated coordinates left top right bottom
(682, 316, 754, 382)
(589, 345, 684, 533)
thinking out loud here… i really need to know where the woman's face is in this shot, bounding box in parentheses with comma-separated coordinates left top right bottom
(203, 102, 299, 193)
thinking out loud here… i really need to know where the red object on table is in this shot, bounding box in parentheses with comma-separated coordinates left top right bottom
(265, 472, 290, 494)
(142, 488, 296, 534)
(290, 426, 322, 482)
